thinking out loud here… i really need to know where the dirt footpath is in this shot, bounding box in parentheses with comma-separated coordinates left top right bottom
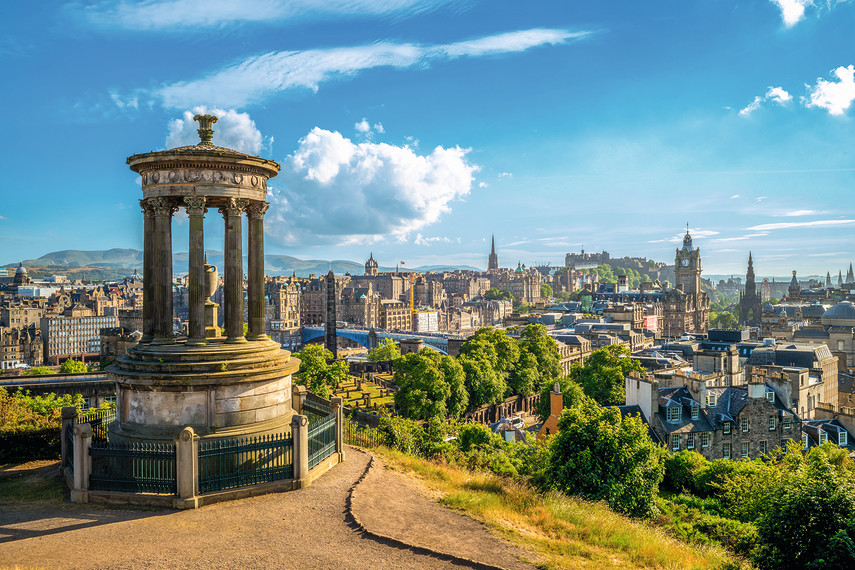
(0, 448, 532, 570)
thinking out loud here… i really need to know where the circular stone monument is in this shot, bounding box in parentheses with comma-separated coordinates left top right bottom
(107, 115, 299, 443)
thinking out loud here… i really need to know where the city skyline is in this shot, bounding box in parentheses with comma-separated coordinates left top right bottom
(2, 1, 855, 275)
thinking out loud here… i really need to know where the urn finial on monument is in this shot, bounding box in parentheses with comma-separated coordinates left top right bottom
(193, 113, 218, 146)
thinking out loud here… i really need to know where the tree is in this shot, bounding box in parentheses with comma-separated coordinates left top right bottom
(711, 311, 738, 329)
(546, 394, 665, 518)
(754, 446, 855, 569)
(367, 337, 401, 362)
(426, 351, 468, 419)
(293, 345, 349, 399)
(517, 323, 561, 393)
(59, 359, 88, 374)
(540, 283, 553, 299)
(393, 351, 450, 421)
(484, 287, 513, 302)
(24, 366, 57, 376)
(569, 344, 644, 406)
(459, 354, 507, 410)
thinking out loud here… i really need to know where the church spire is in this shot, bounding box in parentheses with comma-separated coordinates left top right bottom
(487, 234, 499, 271)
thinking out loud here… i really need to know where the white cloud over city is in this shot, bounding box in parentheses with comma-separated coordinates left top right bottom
(739, 86, 791, 116)
(72, 0, 459, 31)
(804, 65, 855, 115)
(769, 0, 850, 28)
(130, 29, 589, 109)
(266, 127, 478, 246)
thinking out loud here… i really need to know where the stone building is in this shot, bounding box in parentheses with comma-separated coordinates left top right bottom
(379, 299, 411, 330)
(626, 373, 802, 460)
(488, 235, 498, 271)
(41, 313, 118, 365)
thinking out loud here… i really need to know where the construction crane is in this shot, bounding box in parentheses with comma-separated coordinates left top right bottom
(410, 271, 416, 332)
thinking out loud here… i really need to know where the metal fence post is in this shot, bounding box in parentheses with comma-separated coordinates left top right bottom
(292, 384, 307, 415)
(174, 427, 199, 509)
(61, 406, 77, 474)
(291, 414, 309, 488)
(70, 423, 92, 504)
(330, 397, 345, 462)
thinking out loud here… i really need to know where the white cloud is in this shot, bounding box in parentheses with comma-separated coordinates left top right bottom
(0, 215, 6, 220)
(770, 0, 812, 28)
(266, 127, 478, 246)
(134, 28, 589, 109)
(730, 194, 740, 199)
(747, 219, 855, 231)
(648, 229, 720, 244)
(109, 89, 138, 110)
(75, 0, 458, 31)
(779, 209, 821, 217)
(739, 87, 791, 116)
(165, 107, 268, 154)
(712, 233, 769, 242)
(354, 118, 384, 138)
(478, 181, 488, 188)
(414, 234, 451, 246)
(373, 122, 385, 134)
(498, 172, 513, 178)
(354, 118, 371, 133)
(804, 65, 855, 115)
(756, 196, 767, 202)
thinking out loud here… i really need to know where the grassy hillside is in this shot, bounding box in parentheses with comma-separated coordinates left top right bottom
(375, 447, 742, 570)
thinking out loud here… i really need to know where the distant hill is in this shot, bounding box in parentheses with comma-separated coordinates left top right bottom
(5, 249, 481, 278)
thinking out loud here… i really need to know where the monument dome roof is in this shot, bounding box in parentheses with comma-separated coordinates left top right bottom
(822, 301, 855, 326)
(15, 262, 27, 275)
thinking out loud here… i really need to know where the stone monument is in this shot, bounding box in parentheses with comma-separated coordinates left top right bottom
(107, 114, 299, 444)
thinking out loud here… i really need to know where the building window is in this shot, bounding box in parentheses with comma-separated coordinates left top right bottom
(671, 435, 680, 451)
(741, 442, 749, 458)
(760, 441, 767, 455)
(701, 432, 710, 447)
(741, 418, 750, 433)
(766, 391, 775, 403)
(802, 433, 809, 449)
(840, 430, 848, 446)
(707, 393, 717, 407)
(687, 433, 695, 449)
(723, 443, 731, 459)
(667, 406, 681, 423)
(783, 417, 792, 430)
(691, 404, 699, 420)
(769, 417, 776, 431)
(723, 422, 731, 435)
(819, 431, 828, 445)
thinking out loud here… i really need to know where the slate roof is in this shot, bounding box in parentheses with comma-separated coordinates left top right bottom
(802, 419, 855, 453)
(656, 386, 716, 435)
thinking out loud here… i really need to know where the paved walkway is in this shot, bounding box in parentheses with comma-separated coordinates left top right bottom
(0, 448, 534, 569)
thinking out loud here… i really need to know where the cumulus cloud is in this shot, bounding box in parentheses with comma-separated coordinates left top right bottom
(266, 127, 478, 246)
(128, 28, 589, 109)
(770, 0, 812, 27)
(74, 0, 459, 31)
(739, 86, 791, 116)
(414, 234, 452, 246)
(354, 118, 384, 137)
(804, 65, 855, 115)
(165, 107, 268, 154)
(747, 219, 855, 231)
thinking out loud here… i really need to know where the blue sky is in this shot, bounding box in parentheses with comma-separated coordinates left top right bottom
(2, 0, 854, 277)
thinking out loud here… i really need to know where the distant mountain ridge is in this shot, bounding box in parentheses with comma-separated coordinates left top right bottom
(5, 249, 482, 277)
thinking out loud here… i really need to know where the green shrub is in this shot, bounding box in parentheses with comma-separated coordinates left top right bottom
(663, 450, 709, 494)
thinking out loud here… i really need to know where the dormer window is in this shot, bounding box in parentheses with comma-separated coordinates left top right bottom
(802, 433, 809, 449)
(691, 404, 699, 420)
(765, 391, 775, 403)
(819, 431, 828, 445)
(667, 406, 681, 423)
(707, 393, 717, 407)
(723, 421, 731, 434)
(840, 430, 848, 446)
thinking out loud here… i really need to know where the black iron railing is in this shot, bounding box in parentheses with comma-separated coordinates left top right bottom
(198, 433, 293, 494)
(89, 441, 176, 494)
(308, 412, 336, 470)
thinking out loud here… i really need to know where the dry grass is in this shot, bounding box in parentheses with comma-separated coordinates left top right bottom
(376, 447, 743, 570)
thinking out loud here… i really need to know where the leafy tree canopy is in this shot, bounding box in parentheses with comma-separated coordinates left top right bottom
(59, 359, 88, 374)
(546, 393, 665, 518)
(393, 349, 467, 421)
(24, 366, 57, 376)
(569, 344, 644, 406)
(367, 337, 401, 362)
(484, 287, 514, 302)
(293, 344, 349, 399)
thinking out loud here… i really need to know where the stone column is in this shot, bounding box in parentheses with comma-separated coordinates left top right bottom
(151, 197, 177, 344)
(219, 198, 249, 343)
(185, 197, 207, 345)
(139, 199, 156, 343)
(292, 384, 307, 415)
(291, 414, 309, 488)
(174, 427, 199, 509)
(246, 201, 269, 341)
(71, 423, 92, 504)
(61, 406, 77, 473)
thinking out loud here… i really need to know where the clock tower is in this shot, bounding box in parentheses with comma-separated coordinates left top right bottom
(674, 227, 701, 296)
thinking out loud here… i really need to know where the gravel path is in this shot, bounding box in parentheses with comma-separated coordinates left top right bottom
(0, 448, 531, 569)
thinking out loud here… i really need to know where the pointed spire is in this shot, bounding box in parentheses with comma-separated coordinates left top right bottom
(491, 234, 496, 254)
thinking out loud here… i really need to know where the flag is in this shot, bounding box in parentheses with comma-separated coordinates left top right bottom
(400, 261, 405, 265)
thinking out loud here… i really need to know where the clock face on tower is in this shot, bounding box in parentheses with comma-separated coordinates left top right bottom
(681, 259, 689, 267)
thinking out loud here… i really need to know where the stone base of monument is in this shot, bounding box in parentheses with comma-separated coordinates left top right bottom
(106, 337, 300, 444)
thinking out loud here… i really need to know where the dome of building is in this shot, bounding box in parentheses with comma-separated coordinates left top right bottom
(15, 262, 27, 275)
(822, 301, 855, 327)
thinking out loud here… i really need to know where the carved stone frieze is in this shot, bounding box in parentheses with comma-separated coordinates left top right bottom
(141, 168, 269, 189)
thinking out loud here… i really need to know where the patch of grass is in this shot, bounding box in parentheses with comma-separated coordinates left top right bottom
(333, 378, 394, 409)
(376, 447, 745, 570)
(0, 473, 64, 506)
